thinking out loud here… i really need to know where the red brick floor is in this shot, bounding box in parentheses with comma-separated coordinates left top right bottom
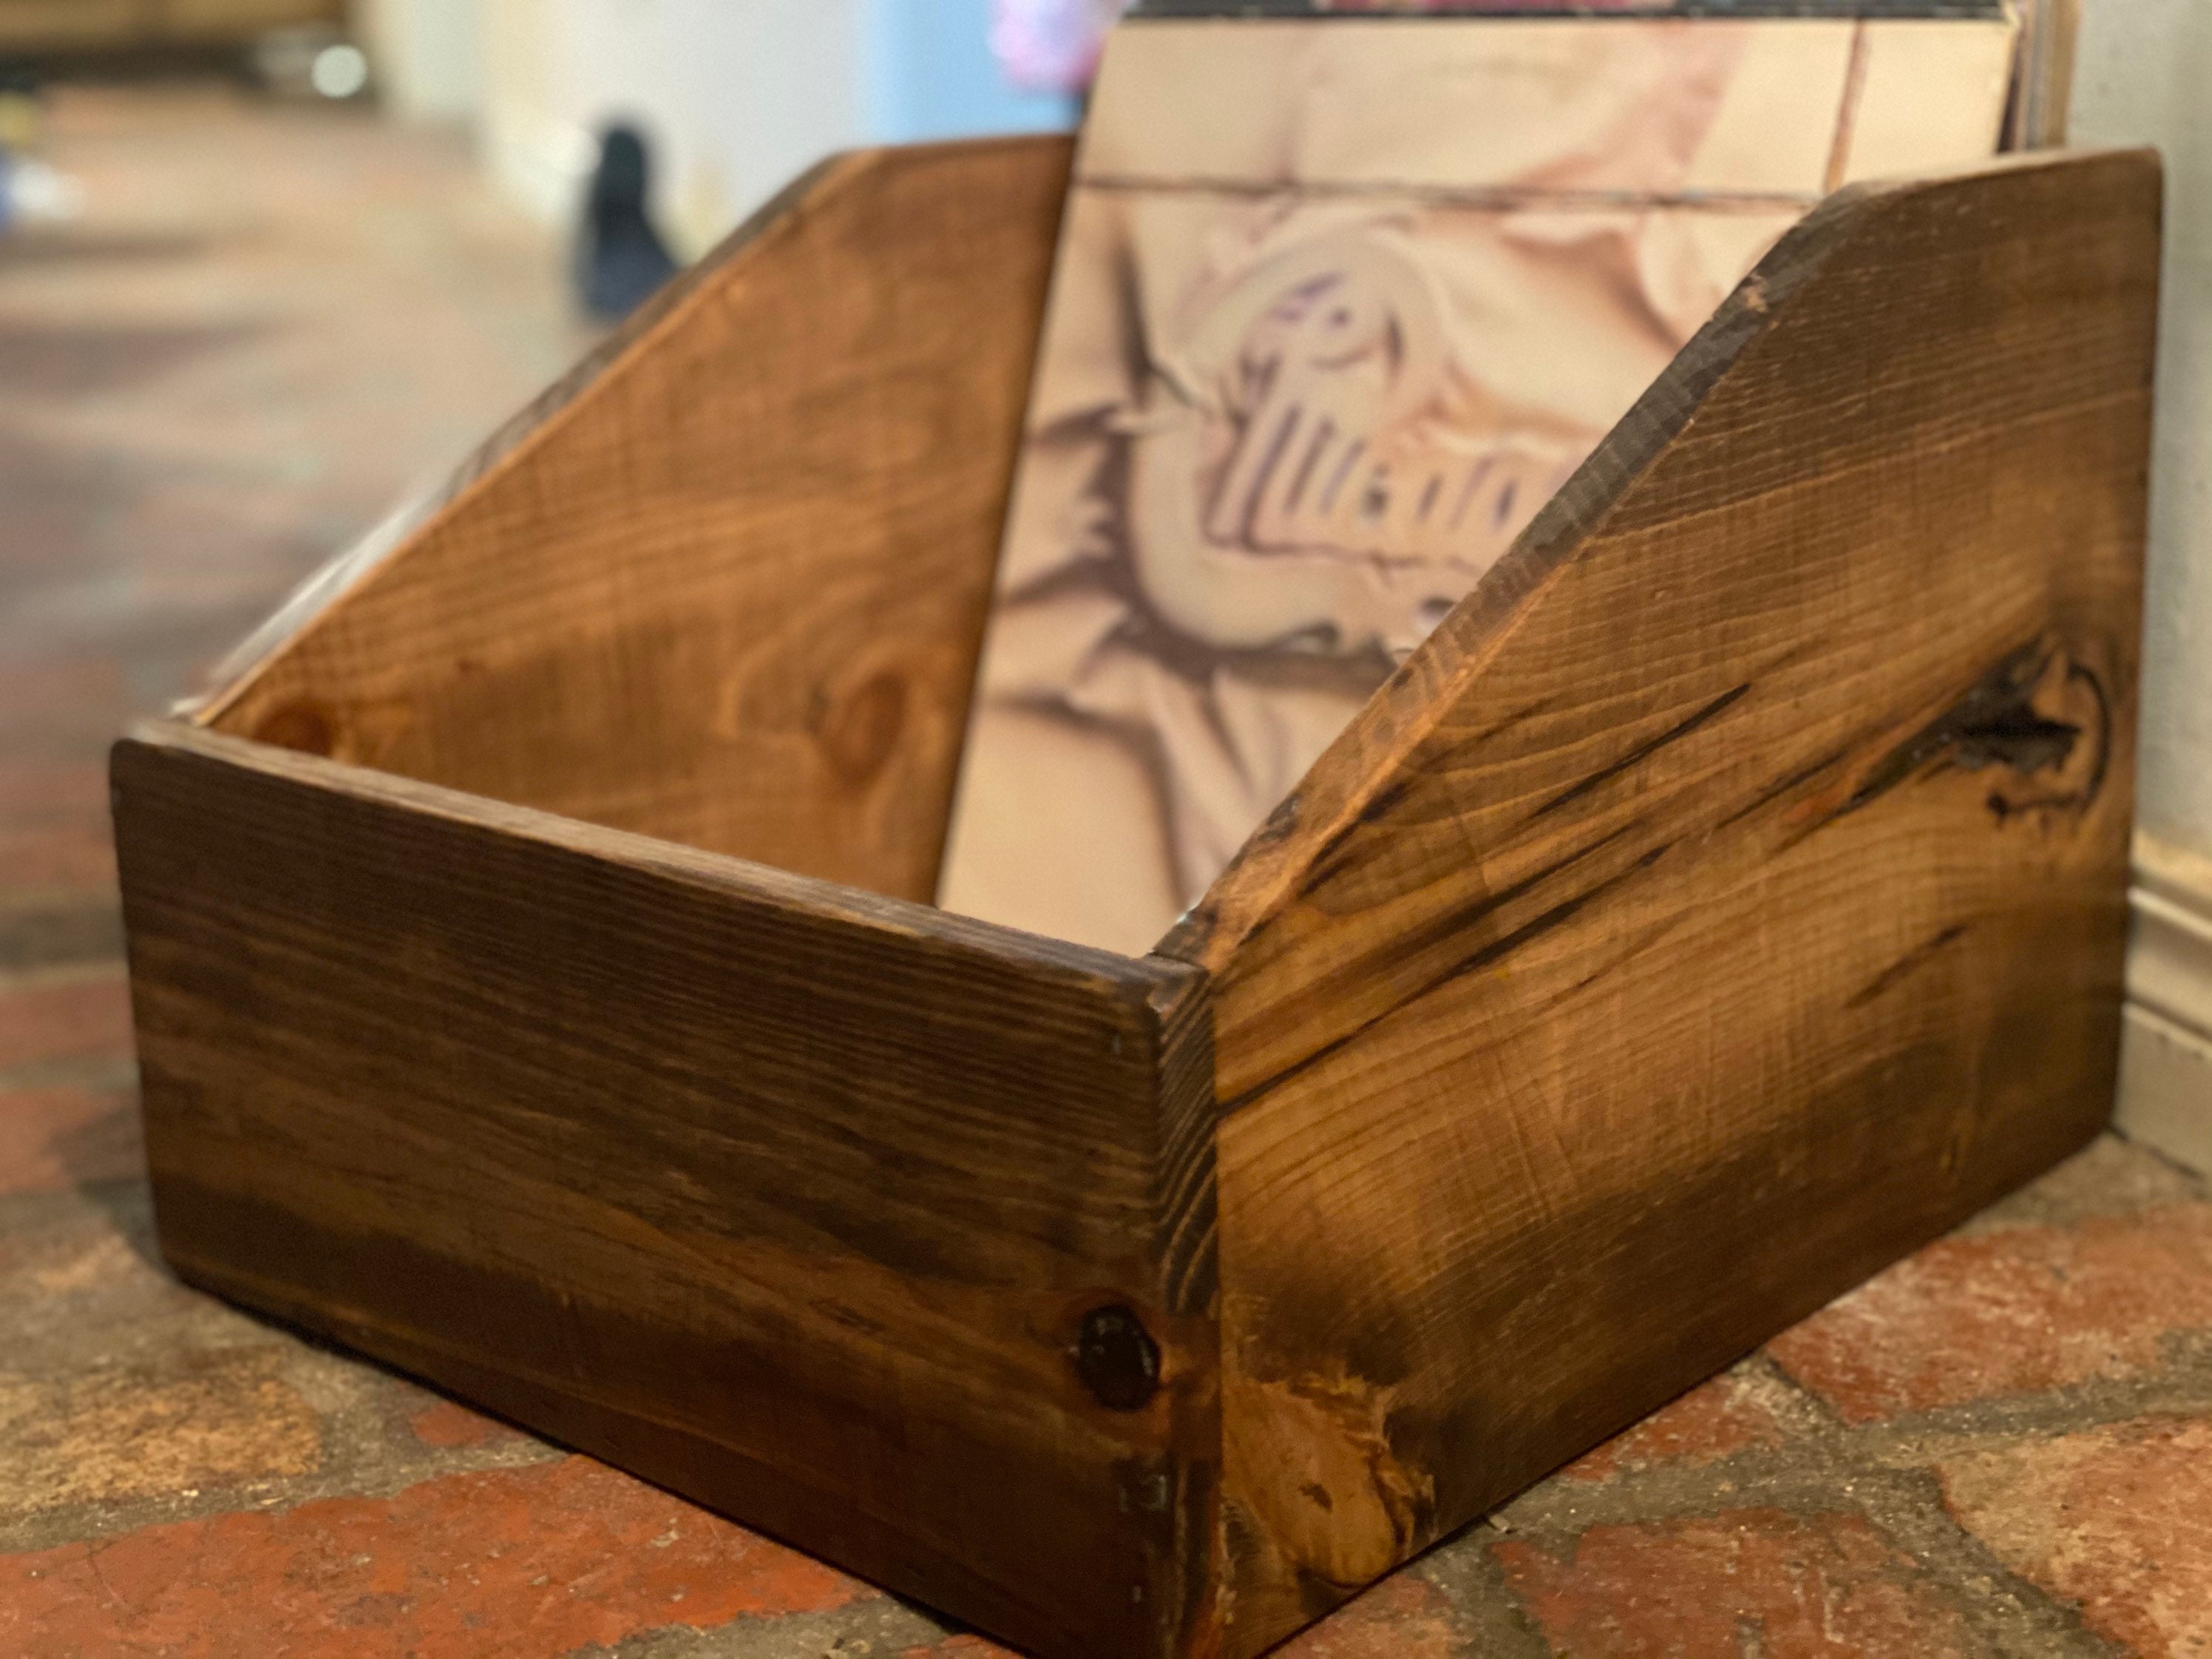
(6, 82, 2212, 1659)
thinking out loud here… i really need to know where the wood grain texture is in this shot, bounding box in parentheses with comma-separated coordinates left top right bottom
(1160, 149, 2160, 1655)
(112, 720, 1219, 1659)
(198, 135, 1072, 906)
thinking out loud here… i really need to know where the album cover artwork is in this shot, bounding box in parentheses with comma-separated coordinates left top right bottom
(940, 10, 2021, 954)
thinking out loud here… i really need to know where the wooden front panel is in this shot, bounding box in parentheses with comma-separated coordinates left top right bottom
(1170, 151, 2160, 1655)
(202, 138, 1071, 906)
(114, 723, 1219, 1659)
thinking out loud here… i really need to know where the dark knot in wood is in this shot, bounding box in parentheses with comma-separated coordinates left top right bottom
(1838, 639, 2110, 824)
(812, 670, 907, 787)
(252, 698, 339, 759)
(1076, 1304, 1161, 1411)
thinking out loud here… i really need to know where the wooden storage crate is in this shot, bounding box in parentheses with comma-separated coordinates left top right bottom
(112, 137, 2160, 1659)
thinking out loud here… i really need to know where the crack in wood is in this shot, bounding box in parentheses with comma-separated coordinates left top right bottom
(1845, 922, 1971, 1010)
(1223, 841, 1672, 1115)
(1527, 683, 1751, 822)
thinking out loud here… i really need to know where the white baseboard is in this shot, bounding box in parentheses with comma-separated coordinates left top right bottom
(2117, 834, 2212, 1174)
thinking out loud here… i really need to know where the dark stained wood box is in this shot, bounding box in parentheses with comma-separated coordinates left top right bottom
(111, 138, 2160, 1659)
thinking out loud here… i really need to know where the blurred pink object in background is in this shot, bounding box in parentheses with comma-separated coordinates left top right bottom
(991, 0, 1129, 94)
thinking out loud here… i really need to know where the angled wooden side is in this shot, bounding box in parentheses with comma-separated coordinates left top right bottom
(198, 135, 1071, 905)
(113, 721, 1219, 1659)
(1164, 149, 2160, 1654)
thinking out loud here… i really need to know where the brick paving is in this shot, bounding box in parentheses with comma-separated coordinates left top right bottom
(4, 81, 2212, 1659)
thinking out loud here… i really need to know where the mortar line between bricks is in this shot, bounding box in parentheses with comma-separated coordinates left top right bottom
(0, 892, 126, 977)
(0, 1359, 571, 1559)
(1486, 1348, 2212, 1658)
(1837, 1465, 2131, 1659)
(2112, 1124, 2212, 1190)
(0, 1175, 156, 1242)
(1493, 1457, 2125, 1659)
(1493, 1365, 2212, 1538)
(0, 1054, 139, 1096)
(1411, 1530, 1559, 1659)
(0, 886, 121, 912)
(582, 1595, 957, 1658)
(1816, 1353, 2212, 1452)
(0, 1438, 574, 1561)
(0, 957, 128, 997)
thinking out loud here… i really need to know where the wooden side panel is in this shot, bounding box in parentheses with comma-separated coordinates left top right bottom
(113, 722, 1218, 1659)
(1167, 151, 2160, 1655)
(200, 137, 1071, 905)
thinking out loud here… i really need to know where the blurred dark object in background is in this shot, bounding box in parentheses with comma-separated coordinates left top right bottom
(576, 123, 677, 323)
(0, 64, 81, 231)
(0, 65, 33, 230)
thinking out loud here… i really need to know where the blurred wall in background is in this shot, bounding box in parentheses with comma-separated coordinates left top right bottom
(2072, 0, 2212, 869)
(359, 0, 1073, 259)
(357, 0, 483, 121)
(2072, 0, 2212, 1168)
(861, 0, 1076, 146)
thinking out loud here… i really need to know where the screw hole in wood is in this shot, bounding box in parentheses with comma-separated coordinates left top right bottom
(1076, 1304, 1160, 1411)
